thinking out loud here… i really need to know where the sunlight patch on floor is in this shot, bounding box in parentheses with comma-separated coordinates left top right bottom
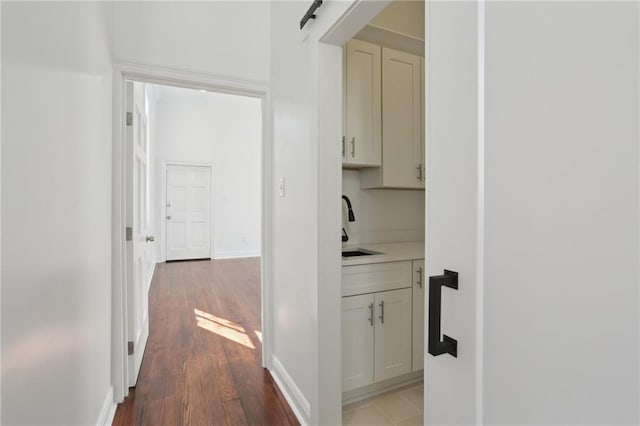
(194, 308, 255, 349)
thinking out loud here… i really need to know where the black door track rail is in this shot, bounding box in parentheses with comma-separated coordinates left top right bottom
(300, 0, 323, 30)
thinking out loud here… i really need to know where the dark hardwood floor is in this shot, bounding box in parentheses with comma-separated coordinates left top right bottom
(112, 258, 299, 426)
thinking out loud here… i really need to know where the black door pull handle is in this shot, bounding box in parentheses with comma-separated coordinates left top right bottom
(428, 269, 458, 357)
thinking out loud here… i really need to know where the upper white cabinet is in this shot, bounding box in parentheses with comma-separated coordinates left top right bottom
(361, 47, 423, 189)
(420, 56, 425, 189)
(343, 39, 382, 168)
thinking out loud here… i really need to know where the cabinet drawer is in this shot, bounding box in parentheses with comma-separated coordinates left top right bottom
(342, 261, 412, 297)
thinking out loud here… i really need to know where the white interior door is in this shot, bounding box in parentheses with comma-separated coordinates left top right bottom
(481, 2, 639, 424)
(424, 2, 481, 424)
(166, 165, 211, 261)
(426, 2, 640, 425)
(126, 81, 154, 387)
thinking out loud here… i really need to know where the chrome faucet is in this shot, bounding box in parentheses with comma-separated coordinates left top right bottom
(342, 195, 355, 242)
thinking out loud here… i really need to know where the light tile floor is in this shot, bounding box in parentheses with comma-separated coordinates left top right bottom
(343, 383, 424, 426)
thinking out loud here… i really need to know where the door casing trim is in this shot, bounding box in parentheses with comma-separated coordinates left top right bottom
(111, 60, 272, 402)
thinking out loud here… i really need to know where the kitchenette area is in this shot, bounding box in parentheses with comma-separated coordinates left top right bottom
(340, 1, 426, 424)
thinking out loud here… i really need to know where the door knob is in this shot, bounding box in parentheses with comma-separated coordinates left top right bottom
(166, 216, 171, 220)
(146, 235, 155, 242)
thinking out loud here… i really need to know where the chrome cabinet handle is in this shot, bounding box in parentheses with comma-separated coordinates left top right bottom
(378, 301, 384, 324)
(342, 136, 345, 157)
(146, 235, 155, 243)
(351, 137, 355, 158)
(417, 164, 423, 181)
(368, 303, 374, 326)
(417, 267, 423, 288)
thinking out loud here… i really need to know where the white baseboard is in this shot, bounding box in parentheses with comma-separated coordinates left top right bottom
(270, 356, 311, 426)
(342, 371, 423, 406)
(213, 250, 261, 259)
(96, 386, 117, 426)
(146, 262, 156, 293)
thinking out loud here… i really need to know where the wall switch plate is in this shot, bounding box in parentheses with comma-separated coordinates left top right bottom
(278, 177, 285, 197)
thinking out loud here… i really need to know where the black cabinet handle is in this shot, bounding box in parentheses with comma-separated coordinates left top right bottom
(428, 269, 458, 357)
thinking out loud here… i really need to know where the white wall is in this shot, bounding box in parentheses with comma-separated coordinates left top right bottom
(342, 170, 424, 245)
(152, 85, 262, 261)
(270, 3, 318, 420)
(1, 2, 115, 425)
(270, 2, 391, 424)
(483, 2, 639, 423)
(112, 1, 270, 84)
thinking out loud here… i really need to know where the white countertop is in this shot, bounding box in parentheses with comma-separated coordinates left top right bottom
(341, 241, 425, 266)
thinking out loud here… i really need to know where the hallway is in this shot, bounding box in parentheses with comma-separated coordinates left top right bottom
(112, 258, 298, 426)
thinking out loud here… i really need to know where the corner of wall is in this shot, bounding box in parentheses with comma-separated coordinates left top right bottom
(96, 386, 117, 426)
(270, 356, 311, 426)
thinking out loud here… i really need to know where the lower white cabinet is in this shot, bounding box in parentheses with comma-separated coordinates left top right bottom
(342, 287, 413, 391)
(412, 259, 425, 372)
(342, 293, 375, 391)
(374, 288, 413, 382)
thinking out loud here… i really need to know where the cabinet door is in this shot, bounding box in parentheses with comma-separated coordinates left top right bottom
(412, 259, 425, 372)
(374, 288, 412, 382)
(344, 39, 381, 167)
(420, 56, 426, 189)
(381, 48, 422, 187)
(342, 46, 347, 162)
(342, 293, 375, 392)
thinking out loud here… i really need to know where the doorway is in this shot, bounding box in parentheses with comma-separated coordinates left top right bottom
(123, 79, 263, 389)
(111, 66, 273, 405)
(312, 1, 480, 424)
(338, 1, 426, 424)
(286, 0, 478, 423)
